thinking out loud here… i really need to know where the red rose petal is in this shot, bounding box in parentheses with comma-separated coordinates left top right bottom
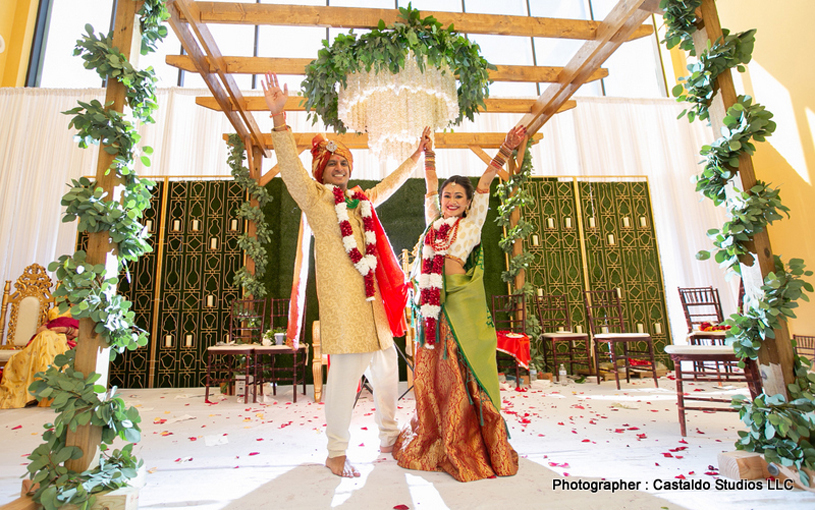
(11, 426, 22, 430)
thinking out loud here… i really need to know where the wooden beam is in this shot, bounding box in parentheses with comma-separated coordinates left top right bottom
(693, 0, 794, 396)
(239, 132, 542, 151)
(167, 0, 250, 141)
(185, 2, 653, 41)
(170, 0, 269, 156)
(520, 0, 655, 135)
(65, 0, 144, 475)
(166, 55, 609, 84)
(198, 95, 577, 115)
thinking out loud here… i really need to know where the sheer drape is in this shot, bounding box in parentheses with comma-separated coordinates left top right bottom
(0, 88, 729, 342)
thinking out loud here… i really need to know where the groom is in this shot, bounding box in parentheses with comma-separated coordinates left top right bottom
(262, 72, 431, 477)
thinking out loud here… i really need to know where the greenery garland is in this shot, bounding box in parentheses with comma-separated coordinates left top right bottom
(227, 134, 273, 298)
(672, 29, 755, 123)
(693, 95, 776, 206)
(27, 2, 169, 508)
(494, 148, 542, 365)
(661, 0, 815, 484)
(301, 4, 495, 133)
(659, 0, 702, 55)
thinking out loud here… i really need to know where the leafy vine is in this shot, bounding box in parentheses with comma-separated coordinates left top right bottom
(227, 134, 273, 298)
(659, 0, 702, 55)
(494, 148, 541, 358)
(301, 4, 495, 133)
(661, 0, 814, 484)
(672, 29, 755, 123)
(27, 1, 169, 508)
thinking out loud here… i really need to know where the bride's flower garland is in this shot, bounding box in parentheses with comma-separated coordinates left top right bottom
(330, 185, 377, 300)
(418, 216, 461, 347)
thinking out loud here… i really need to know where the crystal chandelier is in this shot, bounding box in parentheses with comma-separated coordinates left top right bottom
(338, 53, 459, 163)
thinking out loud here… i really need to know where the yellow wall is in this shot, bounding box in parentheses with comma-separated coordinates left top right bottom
(0, 0, 39, 87)
(668, 1, 815, 334)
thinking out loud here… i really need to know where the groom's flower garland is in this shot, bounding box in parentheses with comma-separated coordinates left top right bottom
(418, 216, 461, 347)
(330, 185, 377, 300)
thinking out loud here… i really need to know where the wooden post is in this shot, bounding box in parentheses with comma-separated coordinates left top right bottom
(64, 0, 143, 473)
(507, 158, 525, 295)
(692, 0, 794, 396)
(242, 140, 263, 291)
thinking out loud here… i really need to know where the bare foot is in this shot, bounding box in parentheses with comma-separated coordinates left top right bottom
(380, 444, 394, 454)
(325, 455, 360, 478)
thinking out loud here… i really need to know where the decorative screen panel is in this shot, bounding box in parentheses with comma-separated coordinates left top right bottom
(524, 177, 672, 363)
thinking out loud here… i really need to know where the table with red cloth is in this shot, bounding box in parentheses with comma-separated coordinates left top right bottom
(495, 330, 530, 369)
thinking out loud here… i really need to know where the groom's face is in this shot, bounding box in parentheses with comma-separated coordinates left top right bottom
(322, 154, 351, 187)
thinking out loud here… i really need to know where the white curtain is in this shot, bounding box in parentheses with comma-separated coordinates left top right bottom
(0, 88, 730, 343)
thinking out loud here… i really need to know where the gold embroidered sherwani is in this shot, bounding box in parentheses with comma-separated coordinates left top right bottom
(271, 129, 417, 354)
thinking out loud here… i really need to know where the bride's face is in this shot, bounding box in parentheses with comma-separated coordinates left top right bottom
(440, 183, 471, 218)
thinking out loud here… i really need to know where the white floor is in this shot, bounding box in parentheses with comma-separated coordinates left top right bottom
(1, 375, 813, 510)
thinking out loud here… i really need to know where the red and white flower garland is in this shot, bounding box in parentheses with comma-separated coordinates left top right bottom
(418, 216, 461, 348)
(330, 185, 378, 300)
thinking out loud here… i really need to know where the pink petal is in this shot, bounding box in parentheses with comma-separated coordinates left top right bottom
(248, 452, 260, 456)
(11, 426, 22, 430)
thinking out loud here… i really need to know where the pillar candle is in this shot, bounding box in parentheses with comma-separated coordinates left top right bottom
(639, 216, 647, 227)
(231, 219, 239, 231)
(547, 218, 554, 229)
(654, 323, 662, 335)
(623, 217, 630, 228)
(615, 288, 622, 298)
(185, 334, 193, 347)
(575, 325, 583, 334)
(192, 219, 200, 231)
(558, 326, 565, 332)
(173, 219, 180, 231)
(601, 326, 609, 334)
(588, 217, 596, 228)
(608, 234, 615, 245)
(207, 295, 214, 307)
(565, 217, 572, 229)
(210, 238, 218, 250)
(637, 323, 644, 333)
(165, 335, 172, 347)
(537, 288, 543, 297)
(532, 234, 540, 246)
(145, 219, 153, 232)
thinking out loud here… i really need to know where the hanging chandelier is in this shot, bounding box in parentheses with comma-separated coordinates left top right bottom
(337, 53, 459, 163)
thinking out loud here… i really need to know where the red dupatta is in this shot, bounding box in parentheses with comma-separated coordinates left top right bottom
(351, 186, 409, 337)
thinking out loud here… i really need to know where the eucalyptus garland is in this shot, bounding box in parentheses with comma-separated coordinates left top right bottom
(494, 147, 542, 359)
(661, 0, 815, 484)
(659, 0, 702, 55)
(697, 181, 788, 274)
(227, 134, 273, 298)
(672, 29, 755, 123)
(693, 95, 776, 206)
(301, 4, 495, 133)
(27, 2, 169, 508)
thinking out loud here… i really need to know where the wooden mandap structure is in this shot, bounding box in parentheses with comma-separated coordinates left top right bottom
(52, 0, 795, 491)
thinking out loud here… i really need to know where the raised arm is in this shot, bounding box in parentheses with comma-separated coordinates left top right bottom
(366, 126, 433, 206)
(262, 72, 321, 210)
(476, 125, 527, 192)
(421, 130, 440, 224)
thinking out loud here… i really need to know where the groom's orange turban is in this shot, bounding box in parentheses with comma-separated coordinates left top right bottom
(310, 134, 354, 184)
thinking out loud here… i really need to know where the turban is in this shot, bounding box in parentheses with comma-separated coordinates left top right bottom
(311, 134, 353, 184)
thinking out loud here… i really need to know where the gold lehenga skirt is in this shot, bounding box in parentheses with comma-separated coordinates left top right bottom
(393, 313, 519, 482)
